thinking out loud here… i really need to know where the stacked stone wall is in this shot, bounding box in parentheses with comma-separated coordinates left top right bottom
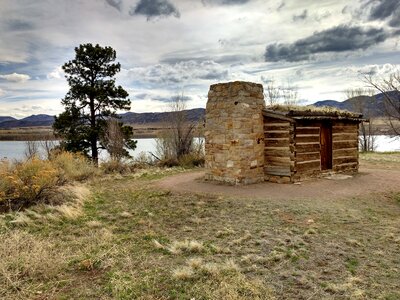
(205, 81, 265, 185)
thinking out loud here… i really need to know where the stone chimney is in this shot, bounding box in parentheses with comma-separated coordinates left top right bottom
(204, 81, 265, 185)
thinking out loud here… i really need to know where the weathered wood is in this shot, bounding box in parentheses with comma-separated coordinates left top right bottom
(263, 111, 295, 123)
(264, 166, 291, 176)
(265, 132, 291, 139)
(296, 152, 321, 162)
(332, 125, 358, 134)
(264, 124, 291, 131)
(265, 157, 294, 168)
(265, 138, 290, 147)
(264, 148, 292, 157)
(296, 143, 320, 153)
(332, 133, 358, 141)
(296, 160, 321, 172)
(333, 156, 358, 165)
(333, 140, 358, 150)
(265, 156, 292, 164)
(333, 148, 358, 157)
(320, 123, 333, 170)
(296, 127, 320, 135)
(295, 134, 320, 143)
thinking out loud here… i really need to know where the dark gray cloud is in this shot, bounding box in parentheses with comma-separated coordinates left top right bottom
(365, 0, 400, 27)
(128, 60, 228, 86)
(105, 0, 123, 12)
(130, 0, 180, 20)
(5, 19, 34, 31)
(292, 9, 308, 22)
(133, 93, 191, 102)
(202, 0, 250, 6)
(265, 25, 390, 62)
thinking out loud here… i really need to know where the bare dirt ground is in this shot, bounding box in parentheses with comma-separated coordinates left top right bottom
(156, 163, 400, 201)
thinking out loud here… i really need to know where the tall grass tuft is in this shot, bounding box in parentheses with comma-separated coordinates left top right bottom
(50, 151, 98, 182)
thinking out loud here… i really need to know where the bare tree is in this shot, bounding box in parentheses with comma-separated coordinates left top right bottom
(24, 140, 40, 160)
(264, 80, 281, 106)
(364, 72, 400, 137)
(102, 118, 126, 161)
(282, 84, 298, 105)
(155, 94, 197, 161)
(40, 133, 57, 159)
(168, 95, 197, 159)
(345, 88, 377, 152)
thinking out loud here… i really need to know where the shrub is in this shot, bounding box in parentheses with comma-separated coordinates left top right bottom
(101, 159, 132, 174)
(178, 153, 205, 168)
(51, 151, 97, 182)
(0, 158, 59, 210)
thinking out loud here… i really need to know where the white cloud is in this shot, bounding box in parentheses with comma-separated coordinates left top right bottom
(346, 63, 400, 76)
(0, 0, 400, 117)
(47, 66, 64, 79)
(127, 60, 229, 86)
(0, 73, 31, 82)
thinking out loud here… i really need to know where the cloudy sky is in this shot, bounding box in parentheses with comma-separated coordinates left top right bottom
(1, 0, 400, 118)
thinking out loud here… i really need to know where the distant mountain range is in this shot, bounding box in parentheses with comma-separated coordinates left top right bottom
(0, 108, 206, 129)
(313, 91, 400, 118)
(1, 91, 398, 129)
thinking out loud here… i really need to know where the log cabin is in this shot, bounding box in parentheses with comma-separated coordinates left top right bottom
(263, 106, 364, 183)
(204, 81, 365, 185)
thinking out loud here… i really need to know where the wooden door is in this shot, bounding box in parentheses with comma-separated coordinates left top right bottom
(320, 122, 332, 170)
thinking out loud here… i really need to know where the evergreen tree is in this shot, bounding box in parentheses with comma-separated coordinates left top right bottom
(53, 43, 135, 164)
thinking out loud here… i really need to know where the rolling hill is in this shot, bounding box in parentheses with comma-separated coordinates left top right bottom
(0, 109, 206, 129)
(312, 91, 400, 117)
(1, 91, 398, 129)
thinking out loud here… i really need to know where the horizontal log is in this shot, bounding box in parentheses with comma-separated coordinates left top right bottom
(265, 138, 290, 147)
(264, 125, 291, 131)
(296, 152, 320, 163)
(333, 140, 358, 150)
(296, 143, 320, 153)
(265, 132, 291, 139)
(296, 160, 321, 172)
(264, 166, 291, 177)
(296, 127, 320, 135)
(333, 148, 358, 158)
(332, 125, 358, 134)
(332, 133, 358, 141)
(265, 149, 292, 157)
(264, 117, 289, 124)
(333, 156, 358, 165)
(295, 134, 320, 143)
(265, 156, 293, 166)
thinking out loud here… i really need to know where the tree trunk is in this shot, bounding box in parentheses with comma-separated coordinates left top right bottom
(90, 95, 98, 166)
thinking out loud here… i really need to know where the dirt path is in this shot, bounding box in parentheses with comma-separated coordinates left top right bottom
(156, 166, 400, 200)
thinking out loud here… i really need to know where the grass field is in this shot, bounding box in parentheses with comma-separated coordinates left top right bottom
(1, 157, 399, 299)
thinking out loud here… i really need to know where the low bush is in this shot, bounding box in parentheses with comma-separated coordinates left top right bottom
(178, 153, 205, 168)
(101, 159, 132, 174)
(0, 152, 97, 211)
(50, 151, 98, 182)
(0, 158, 59, 211)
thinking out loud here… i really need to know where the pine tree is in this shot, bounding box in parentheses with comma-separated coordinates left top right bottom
(53, 43, 135, 164)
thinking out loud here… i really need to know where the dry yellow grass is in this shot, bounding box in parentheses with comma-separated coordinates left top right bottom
(0, 230, 67, 298)
(0, 153, 399, 299)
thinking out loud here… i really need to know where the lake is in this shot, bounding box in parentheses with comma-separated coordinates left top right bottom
(0, 136, 399, 161)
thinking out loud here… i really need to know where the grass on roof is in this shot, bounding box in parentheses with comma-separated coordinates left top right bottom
(266, 104, 360, 117)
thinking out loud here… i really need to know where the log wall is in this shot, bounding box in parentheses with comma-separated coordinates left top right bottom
(263, 117, 295, 183)
(293, 121, 321, 180)
(332, 121, 359, 172)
